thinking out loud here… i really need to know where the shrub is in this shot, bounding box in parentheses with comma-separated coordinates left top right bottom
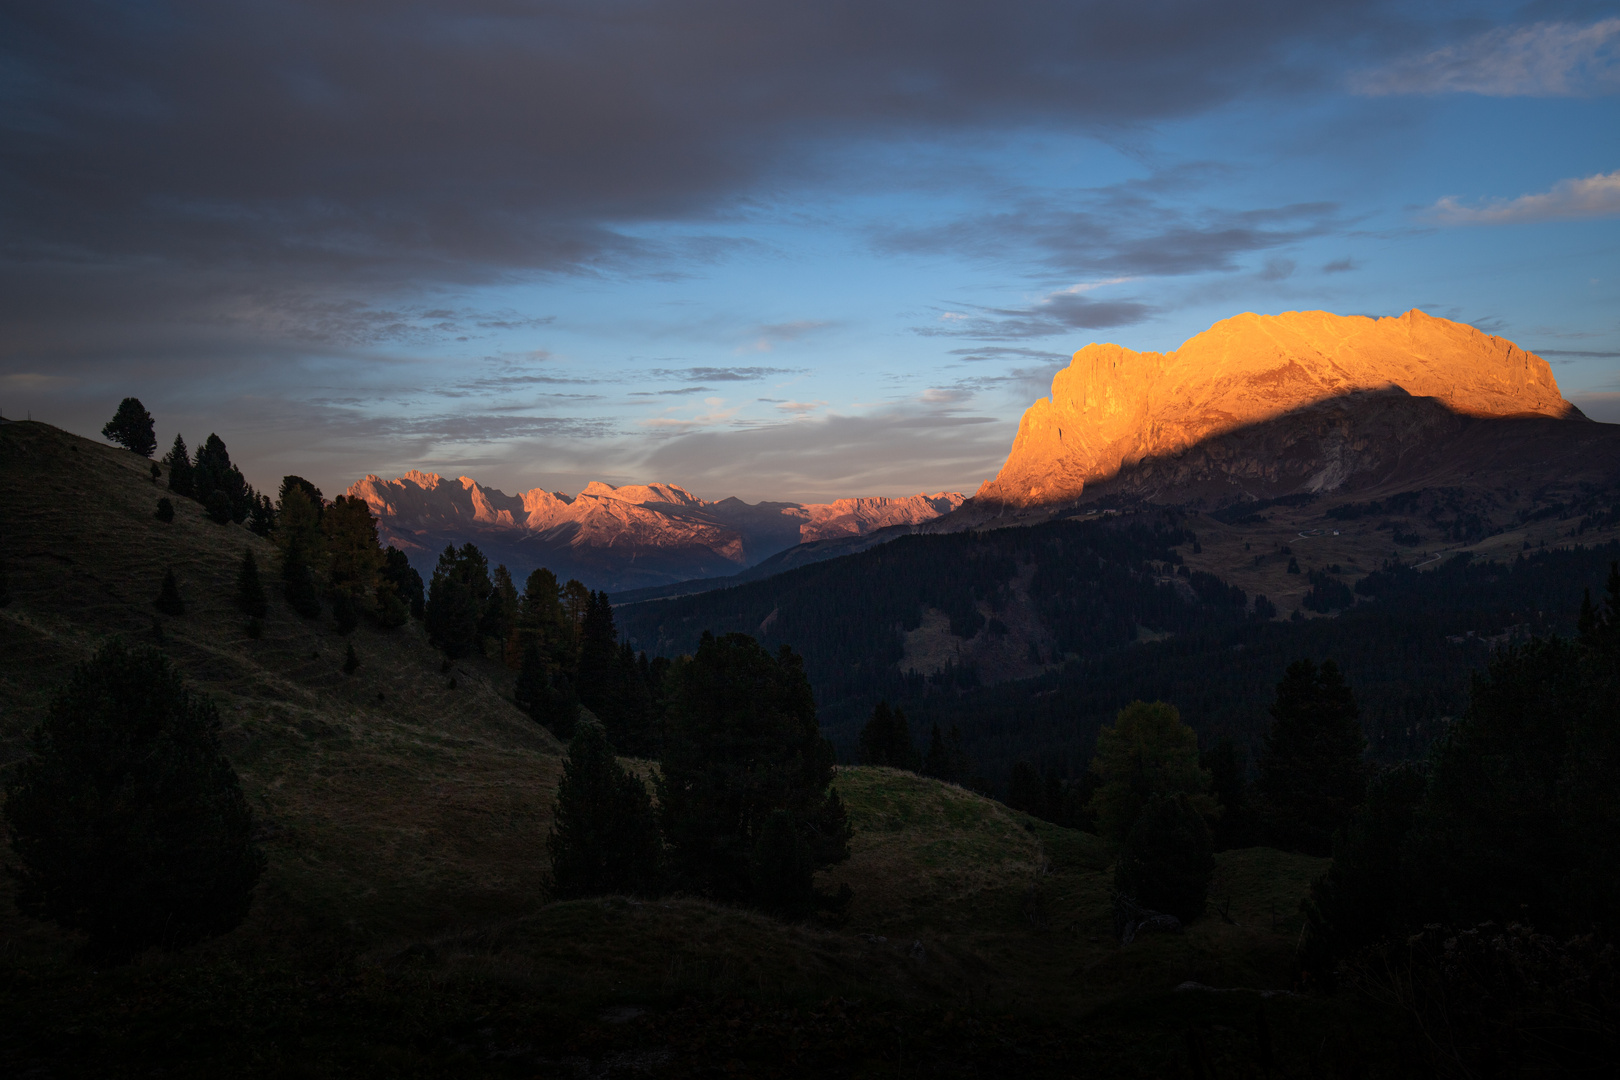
(1113, 792, 1213, 922)
(546, 719, 661, 899)
(155, 497, 175, 523)
(154, 570, 184, 616)
(3, 641, 263, 959)
(235, 549, 267, 619)
(100, 398, 156, 457)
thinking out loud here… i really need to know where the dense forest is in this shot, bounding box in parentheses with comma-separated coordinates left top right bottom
(618, 515, 1620, 787)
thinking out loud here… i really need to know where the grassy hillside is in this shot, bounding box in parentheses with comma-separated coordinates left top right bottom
(0, 421, 1403, 1076)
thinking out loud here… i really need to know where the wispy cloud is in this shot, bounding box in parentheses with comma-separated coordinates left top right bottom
(916, 286, 1155, 341)
(647, 366, 800, 382)
(1429, 171, 1620, 225)
(1354, 18, 1620, 97)
(773, 399, 827, 416)
(738, 320, 833, 354)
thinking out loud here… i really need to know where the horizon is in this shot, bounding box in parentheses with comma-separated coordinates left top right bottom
(2, 3, 1617, 503)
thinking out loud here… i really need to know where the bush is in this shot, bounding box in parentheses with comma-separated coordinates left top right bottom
(154, 570, 185, 616)
(2, 641, 263, 959)
(155, 497, 175, 523)
(235, 549, 267, 619)
(205, 489, 233, 524)
(546, 720, 661, 899)
(101, 398, 156, 457)
(1113, 792, 1213, 922)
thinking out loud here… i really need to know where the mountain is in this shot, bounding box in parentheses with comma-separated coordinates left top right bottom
(971, 309, 1585, 513)
(345, 470, 963, 591)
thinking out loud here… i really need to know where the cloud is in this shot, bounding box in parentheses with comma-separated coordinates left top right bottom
(916, 287, 1155, 341)
(1322, 257, 1357, 273)
(875, 177, 1341, 279)
(1353, 18, 1620, 97)
(647, 366, 800, 382)
(1536, 349, 1620, 359)
(739, 320, 834, 353)
(1429, 171, 1620, 225)
(774, 399, 827, 415)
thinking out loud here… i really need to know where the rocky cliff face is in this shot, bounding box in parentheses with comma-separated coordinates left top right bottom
(345, 473, 964, 592)
(974, 309, 1581, 509)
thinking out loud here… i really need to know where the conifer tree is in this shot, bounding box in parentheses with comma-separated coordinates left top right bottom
(424, 544, 488, 658)
(343, 642, 359, 675)
(155, 569, 185, 616)
(482, 565, 520, 648)
(247, 493, 275, 537)
(235, 549, 267, 619)
(381, 546, 425, 619)
(658, 632, 851, 912)
(149, 462, 161, 483)
(546, 719, 662, 899)
(163, 434, 194, 498)
(1255, 659, 1367, 856)
(101, 398, 157, 457)
(322, 496, 385, 621)
(858, 700, 917, 770)
(1114, 792, 1214, 922)
(281, 547, 321, 619)
(751, 809, 814, 918)
(514, 640, 549, 717)
(204, 489, 233, 524)
(3, 641, 263, 958)
(155, 497, 175, 523)
(923, 722, 971, 785)
(1086, 700, 1211, 844)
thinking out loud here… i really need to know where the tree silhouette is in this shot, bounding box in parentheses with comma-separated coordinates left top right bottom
(3, 641, 263, 959)
(546, 719, 661, 899)
(1255, 659, 1366, 856)
(101, 398, 156, 457)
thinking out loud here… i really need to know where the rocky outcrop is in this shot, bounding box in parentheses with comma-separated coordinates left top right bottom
(344, 473, 964, 592)
(975, 309, 1581, 509)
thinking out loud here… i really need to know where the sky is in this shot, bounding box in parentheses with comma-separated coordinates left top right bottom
(2, 1, 1618, 504)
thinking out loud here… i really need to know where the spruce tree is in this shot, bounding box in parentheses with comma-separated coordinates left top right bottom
(154, 570, 185, 616)
(1114, 792, 1214, 922)
(101, 398, 157, 457)
(163, 434, 194, 498)
(381, 546, 425, 619)
(658, 632, 851, 912)
(235, 549, 267, 618)
(1255, 659, 1367, 856)
(858, 701, 917, 770)
(3, 641, 263, 958)
(424, 544, 490, 658)
(155, 497, 175, 523)
(546, 719, 662, 899)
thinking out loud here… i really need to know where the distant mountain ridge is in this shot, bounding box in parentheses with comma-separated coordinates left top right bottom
(345, 471, 964, 591)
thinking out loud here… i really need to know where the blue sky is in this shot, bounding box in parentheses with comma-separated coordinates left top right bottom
(2, 1, 1616, 502)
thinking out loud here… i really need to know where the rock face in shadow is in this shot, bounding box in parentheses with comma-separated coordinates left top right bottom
(345, 472, 963, 592)
(975, 309, 1582, 510)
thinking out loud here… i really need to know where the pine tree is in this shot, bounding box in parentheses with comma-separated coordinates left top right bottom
(3, 641, 263, 959)
(101, 398, 157, 457)
(155, 497, 175, 523)
(235, 549, 267, 619)
(658, 632, 851, 912)
(546, 719, 662, 899)
(858, 701, 917, 770)
(1114, 793, 1214, 922)
(1086, 700, 1211, 844)
(424, 544, 490, 658)
(247, 493, 275, 537)
(163, 434, 194, 498)
(343, 642, 359, 675)
(154, 570, 185, 616)
(1255, 659, 1367, 856)
(381, 546, 425, 619)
